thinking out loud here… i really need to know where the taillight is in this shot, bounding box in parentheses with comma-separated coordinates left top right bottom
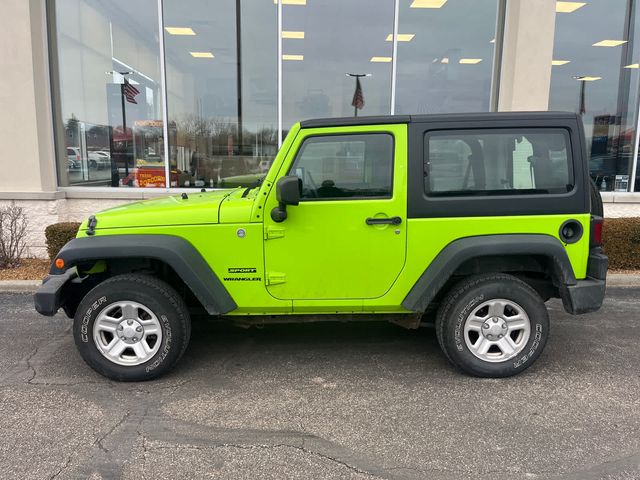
(76, 154, 80, 161)
(591, 216, 604, 247)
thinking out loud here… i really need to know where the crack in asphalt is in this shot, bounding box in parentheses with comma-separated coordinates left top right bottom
(143, 441, 383, 478)
(48, 456, 72, 480)
(93, 410, 132, 453)
(24, 347, 38, 383)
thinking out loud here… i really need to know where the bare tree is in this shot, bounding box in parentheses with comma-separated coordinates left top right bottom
(0, 203, 28, 268)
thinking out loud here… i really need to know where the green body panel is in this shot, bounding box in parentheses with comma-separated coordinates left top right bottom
(76, 121, 591, 316)
(82, 189, 237, 229)
(360, 214, 590, 312)
(262, 124, 408, 302)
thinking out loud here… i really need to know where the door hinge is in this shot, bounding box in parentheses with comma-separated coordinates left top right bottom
(266, 272, 286, 285)
(264, 226, 285, 240)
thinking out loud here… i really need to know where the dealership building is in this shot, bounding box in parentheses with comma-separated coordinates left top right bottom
(2, 0, 640, 256)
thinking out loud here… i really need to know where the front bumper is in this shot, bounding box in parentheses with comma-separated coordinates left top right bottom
(561, 248, 608, 315)
(33, 269, 77, 316)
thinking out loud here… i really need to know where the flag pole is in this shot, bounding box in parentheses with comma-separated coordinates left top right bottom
(346, 73, 370, 117)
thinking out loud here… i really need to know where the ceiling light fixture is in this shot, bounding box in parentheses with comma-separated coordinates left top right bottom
(385, 34, 415, 42)
(625, 63, 640, 69)
(273, 0, 306, 4)
(370, 56, 392, 63)
(552, 60, 571, 66)
(410, 0, 447, 8)
(190, 52, 214, 58)
(593, 40, 627, 47)
(282, 31, 305, 39)
(282, 54, 304, 60)
(165, 27, 196, 35)
(556, 1, 586, 13)
(459, 58, 482, 64)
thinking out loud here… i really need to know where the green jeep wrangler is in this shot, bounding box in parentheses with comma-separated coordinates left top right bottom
(35, 112, 608, 381)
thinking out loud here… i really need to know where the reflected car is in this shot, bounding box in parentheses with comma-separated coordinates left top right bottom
(66, 147, 81, 170)
(88, 151, 111, 170)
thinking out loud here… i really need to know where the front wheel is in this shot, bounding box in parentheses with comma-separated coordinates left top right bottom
(435, 274, 549, 378)
(73, 274, 191, 381)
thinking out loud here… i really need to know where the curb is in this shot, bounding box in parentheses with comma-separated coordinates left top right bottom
(606, 273, 640, 287)
(0, 280, 41, 293)
(0, 274, 638, 294)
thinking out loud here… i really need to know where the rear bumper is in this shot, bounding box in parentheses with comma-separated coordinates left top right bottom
(33, 269, 77, 316)
(561, 248, 608, 315)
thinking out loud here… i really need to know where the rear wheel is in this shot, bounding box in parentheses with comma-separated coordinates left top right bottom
(435, 273, 549, 377)
(73, 274, 191, 381)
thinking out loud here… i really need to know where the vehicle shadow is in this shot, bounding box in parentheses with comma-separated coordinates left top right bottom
(175, 317, 449, 376)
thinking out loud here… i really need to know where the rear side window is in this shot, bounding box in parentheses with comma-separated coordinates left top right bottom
(424, 129, 572, 196)
(290, 133, 394, 200)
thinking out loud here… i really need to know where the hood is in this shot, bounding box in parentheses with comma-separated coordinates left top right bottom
(86, 189, 239, 230)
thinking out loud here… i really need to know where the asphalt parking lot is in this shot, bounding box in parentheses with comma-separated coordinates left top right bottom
(1, 287, 639, 480)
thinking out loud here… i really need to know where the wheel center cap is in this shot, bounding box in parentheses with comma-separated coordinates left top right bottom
(482, 317, 508, 341)
(117, 319, 143, 344)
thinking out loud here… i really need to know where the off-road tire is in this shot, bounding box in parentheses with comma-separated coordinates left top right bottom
(73, 274, 191, 381)
(435, 273, 549, 378)
(590, 178, 604, 217)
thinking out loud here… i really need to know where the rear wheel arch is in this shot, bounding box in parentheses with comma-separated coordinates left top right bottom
(403, 234, 577, 313)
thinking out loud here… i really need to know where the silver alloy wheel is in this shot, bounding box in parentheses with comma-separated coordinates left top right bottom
(463, 298, 531, 363)
(93, 301, 163, 366)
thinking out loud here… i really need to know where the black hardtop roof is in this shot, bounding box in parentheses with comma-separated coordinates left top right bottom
(299, 111, 579, 129)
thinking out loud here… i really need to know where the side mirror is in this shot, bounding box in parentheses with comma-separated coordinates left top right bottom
(271, 176, 302, 222)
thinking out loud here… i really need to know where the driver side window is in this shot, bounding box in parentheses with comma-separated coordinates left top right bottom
(290, 133, 394, 200)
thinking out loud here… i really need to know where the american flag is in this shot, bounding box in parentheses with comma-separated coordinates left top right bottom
(122, 79, 140, 104)
(351, 77, 365, 111)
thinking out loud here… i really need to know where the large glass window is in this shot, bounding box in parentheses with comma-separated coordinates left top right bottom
(52, 0, 165, 187)
(50, 0, 505, 191)
(395, 0, 498, 114)
(281, 0, 395, 133)
(163, 0, 277, 189)
(549, 0, 639, 192)
(425, 129, 572, 196)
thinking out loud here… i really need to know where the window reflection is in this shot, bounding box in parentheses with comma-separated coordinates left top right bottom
(395, 0, 497, 114)
(281, 0, 394, 132)
(54, 0, 165, 187)
(549, 0, 638, 192)
(163, 0, 277, 188)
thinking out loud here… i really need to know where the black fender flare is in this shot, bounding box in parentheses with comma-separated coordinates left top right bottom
(53, 235, 237, 315)
(401, 234, 577, 312)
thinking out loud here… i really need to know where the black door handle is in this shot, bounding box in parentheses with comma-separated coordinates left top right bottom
(365, 216, 402, 226)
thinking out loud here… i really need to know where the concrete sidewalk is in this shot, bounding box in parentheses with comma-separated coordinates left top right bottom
(3, 273, 638, 293)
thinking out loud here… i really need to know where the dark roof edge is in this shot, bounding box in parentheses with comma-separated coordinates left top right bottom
(300, 115, 411, 128)
(299, 111, 578, 129)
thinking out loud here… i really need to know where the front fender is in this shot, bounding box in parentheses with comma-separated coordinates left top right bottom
(49, 234, 237, 316)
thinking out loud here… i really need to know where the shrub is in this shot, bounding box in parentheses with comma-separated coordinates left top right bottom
(603, 217, 640, 270)
(45, 222, 81, 260)
(0, 203, 28, 268)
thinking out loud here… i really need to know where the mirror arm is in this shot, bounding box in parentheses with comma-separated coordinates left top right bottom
(271, 201, 288, 223)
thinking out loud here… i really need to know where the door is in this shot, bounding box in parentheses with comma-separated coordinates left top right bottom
(263, 125, 407, 301)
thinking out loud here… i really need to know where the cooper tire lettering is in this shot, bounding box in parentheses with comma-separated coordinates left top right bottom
(80, 295, 107, 343)
(436, 274, 549, 378)
(72, 274, 190, 381)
